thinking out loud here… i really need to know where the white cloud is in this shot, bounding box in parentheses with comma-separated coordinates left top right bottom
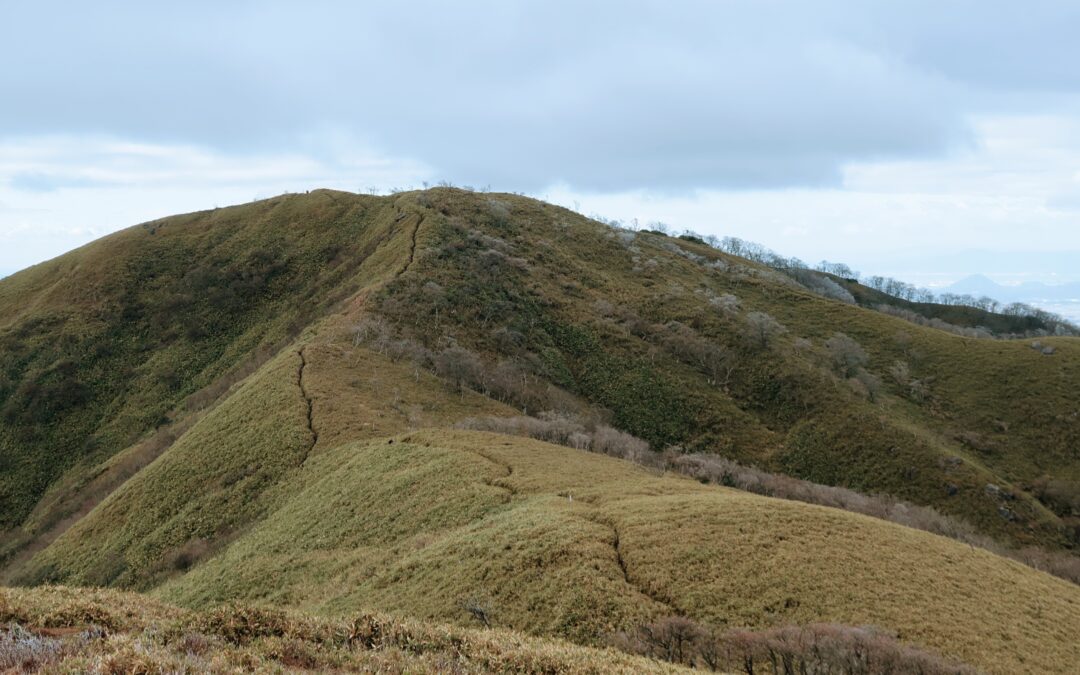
(2, 2, 1080, 282)
(541, 112, 1080, 280)
(0, 136, 431, 272)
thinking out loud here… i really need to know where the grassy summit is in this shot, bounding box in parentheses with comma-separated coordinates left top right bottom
(2, 188, 1079, 672)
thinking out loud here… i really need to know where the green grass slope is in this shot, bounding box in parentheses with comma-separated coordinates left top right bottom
(0, 190, 423, 562)
(365, 188, 1080, 548)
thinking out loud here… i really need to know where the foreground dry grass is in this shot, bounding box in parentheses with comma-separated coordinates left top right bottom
(0, 586, 688, 673)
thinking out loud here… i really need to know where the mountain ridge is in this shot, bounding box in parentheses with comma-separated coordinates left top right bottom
(2, 187, 1079, 673)
(947, 273, 1080, 301)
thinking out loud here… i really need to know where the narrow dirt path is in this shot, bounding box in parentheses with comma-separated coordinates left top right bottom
(595, 517, 684, 614)
(463, 447, 517, 501)
(400, 213, 425, 277)
(297, 347, 318, 465)
(459, 442, 679, 613)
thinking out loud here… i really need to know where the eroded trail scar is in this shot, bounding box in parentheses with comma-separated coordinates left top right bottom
(465, 448, 517, 501)
(297, 348, 318, 464)
(400, 214, 424, 277)
(602, 520, 681, 614)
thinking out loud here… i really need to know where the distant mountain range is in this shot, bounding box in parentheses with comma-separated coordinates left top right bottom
(946, 274, 1080, 302)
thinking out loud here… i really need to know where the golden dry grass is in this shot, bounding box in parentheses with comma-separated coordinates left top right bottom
(147, 429, 1080, 674)
(2, 585, 686, 673)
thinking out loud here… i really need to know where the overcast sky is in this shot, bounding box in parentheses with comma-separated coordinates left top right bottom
(2, 1, 1080, 290)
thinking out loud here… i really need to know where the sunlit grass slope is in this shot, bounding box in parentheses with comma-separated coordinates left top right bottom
(10, 341, 511, 589)
(1, 585, 684, 673)
(148, 429, 1080, 674)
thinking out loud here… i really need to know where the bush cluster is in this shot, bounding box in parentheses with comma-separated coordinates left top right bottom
(874, 304, 996, 339)
(613, 616, 978, 674)
(456, 414, 655, 466)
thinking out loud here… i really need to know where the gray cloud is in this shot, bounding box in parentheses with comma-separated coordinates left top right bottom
(2, 1, 1079, 190)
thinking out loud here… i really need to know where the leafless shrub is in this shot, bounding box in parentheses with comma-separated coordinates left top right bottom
(848, 369, 882, 402)
(352, 322, 577, 414)
(671, 452, 1080, 585)
(455, 414, 655, 467)
(792, 337, 813, 353)
(466, 229, 511, 253)
(614, 617, 978, 674)
(743, 311, 787, 348)
(618, 616, 702, 665)
(1011, 546, 1080, 583)
(455, 413, 1080, 585)
(485, 198, 512, 226)
(888, 360, 931, 401)
(610, 229, 637, 246)
(592, 425, 652, 464)
(709, 293, 740, 315)
(490, 326, 526, 353)
(786, 268, 856, 304)
(592, 299, 617, 317)
(178, 631, 212, 656)
(875, 304, 994, 339)
(825, 333, 868, 377)
(434, 347, 484, 394)
(672, 454, 984, 541)
(1031, 477, 1080, 517)
(352, 316, 393, 347)
(477, 248, 529, 275)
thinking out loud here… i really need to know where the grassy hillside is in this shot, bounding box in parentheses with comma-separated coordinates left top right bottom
(18, 425, 1075, 673)
(2, 187, 1080, 672)
(363, 188, 1080, 548)
(0, 190, 421, 560)
(6, 188, 1078, 555)
(8, 342, 510, 589)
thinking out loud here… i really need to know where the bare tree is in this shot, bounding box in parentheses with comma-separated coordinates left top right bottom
(744, 311, 786, 348)
(434, 346, 483, 394)
(825, 332, 868, 377)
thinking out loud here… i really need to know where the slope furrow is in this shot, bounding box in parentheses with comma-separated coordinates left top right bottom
(297, 347, 318, 464)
